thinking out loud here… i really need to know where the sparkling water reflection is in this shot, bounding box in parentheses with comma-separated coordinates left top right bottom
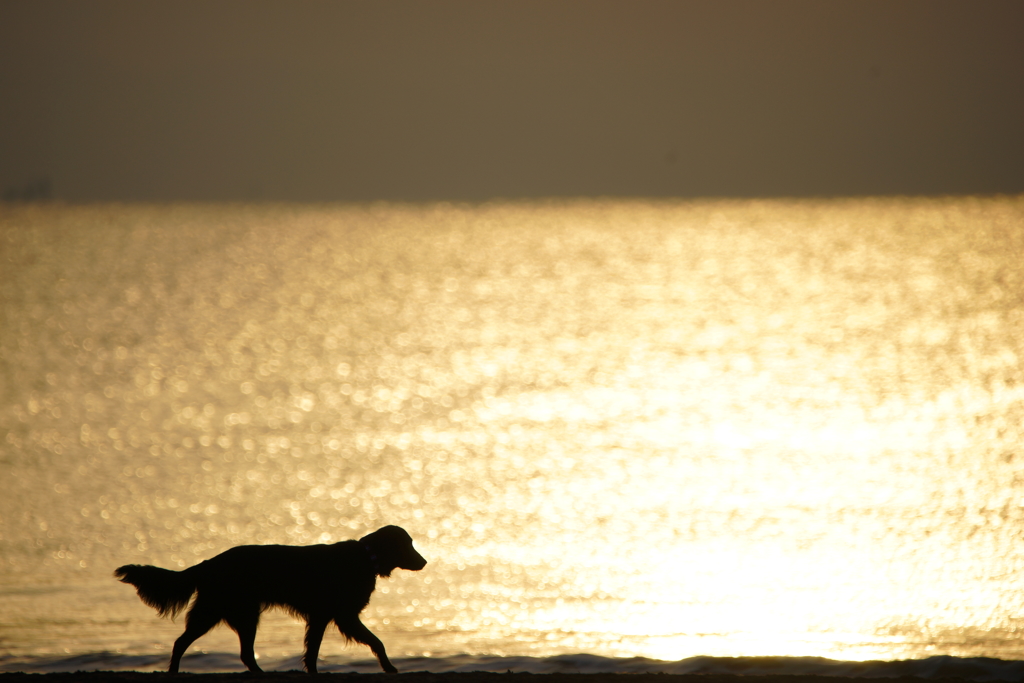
(1, 198, 1023, 664)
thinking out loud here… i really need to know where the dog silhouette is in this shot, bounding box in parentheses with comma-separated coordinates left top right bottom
(115, 525, 426, 673)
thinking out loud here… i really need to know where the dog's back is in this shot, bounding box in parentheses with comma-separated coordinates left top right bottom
(191, 540, 377, 616)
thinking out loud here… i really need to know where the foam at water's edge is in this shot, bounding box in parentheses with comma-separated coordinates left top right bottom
(3, 653, 1024, 680)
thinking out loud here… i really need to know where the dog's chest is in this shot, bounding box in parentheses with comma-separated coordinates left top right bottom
(318, 559, 378, 611)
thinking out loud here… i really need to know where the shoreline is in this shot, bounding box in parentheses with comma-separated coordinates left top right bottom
(4, 653, 1023, 682)
(0, 674, 984, 683)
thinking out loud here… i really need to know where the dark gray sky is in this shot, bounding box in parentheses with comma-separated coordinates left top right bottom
(2, 0, 1023, 201)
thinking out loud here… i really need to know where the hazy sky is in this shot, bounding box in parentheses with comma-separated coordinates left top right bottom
(2, 0, 1023, 201)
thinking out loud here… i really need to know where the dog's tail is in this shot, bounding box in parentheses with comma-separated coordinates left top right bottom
(114, 564, 197, 618)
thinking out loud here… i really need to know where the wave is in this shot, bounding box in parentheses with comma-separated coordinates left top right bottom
(3, 652, 1024, 680)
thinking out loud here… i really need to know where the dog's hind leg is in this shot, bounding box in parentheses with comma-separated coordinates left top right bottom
(169, 602, 220, 673)
(302, 615, 331, 674)
(225, 607, 263, 673)
(336, 617, 397, 673)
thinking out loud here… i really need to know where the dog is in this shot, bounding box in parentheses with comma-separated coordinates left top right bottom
(114, 525, 426, 674)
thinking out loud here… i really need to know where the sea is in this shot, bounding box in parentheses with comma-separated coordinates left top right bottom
(1, 197, 1023, 678)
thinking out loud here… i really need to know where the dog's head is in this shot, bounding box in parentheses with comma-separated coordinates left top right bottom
(360, 525, 427, 577)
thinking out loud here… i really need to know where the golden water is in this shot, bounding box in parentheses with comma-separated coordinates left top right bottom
(1, 198, 1023, 665)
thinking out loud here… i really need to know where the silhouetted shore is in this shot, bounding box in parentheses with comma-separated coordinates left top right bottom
(0, 673, 986, 683)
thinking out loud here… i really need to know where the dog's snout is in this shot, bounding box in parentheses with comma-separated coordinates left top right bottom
(405, 549, 427, 571)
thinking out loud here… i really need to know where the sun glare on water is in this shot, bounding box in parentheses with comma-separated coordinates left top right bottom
(1, 198, 1023, 663)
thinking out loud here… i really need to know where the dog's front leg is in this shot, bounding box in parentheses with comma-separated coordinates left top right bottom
(303, 615, 331, 674)
(336, 617, 397, 673)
